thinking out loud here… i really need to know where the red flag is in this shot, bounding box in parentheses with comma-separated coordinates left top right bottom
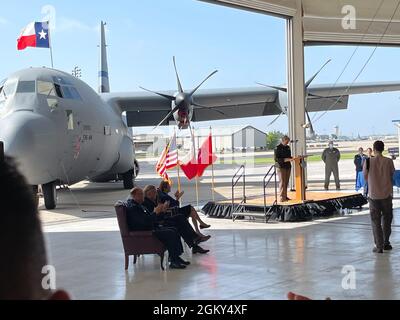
(180, 158, 198, 180)
(180, 133, 217, 180)
(197, 134, 217, 178)
(179, 139, 198, 180)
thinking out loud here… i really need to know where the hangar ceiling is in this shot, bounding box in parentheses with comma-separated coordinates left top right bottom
(201, 0, 400, 46)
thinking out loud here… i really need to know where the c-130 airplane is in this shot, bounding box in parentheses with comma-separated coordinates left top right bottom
(2, 21, 400, 210)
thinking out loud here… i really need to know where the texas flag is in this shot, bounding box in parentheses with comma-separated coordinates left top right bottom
(17, 21, 50, 51)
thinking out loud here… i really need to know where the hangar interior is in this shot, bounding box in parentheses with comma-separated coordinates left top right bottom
(33, 0, 400, 300)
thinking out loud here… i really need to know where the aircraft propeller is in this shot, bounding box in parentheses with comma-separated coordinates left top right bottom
(257, 59, 335, 137)
(140, 57, 223, 130)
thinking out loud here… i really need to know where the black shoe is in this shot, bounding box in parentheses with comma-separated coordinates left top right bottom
(178, 257, 191, 266)
(169, 261, 187, 269)
(200, 224, 211, 230)
(373, 247, 383, 254)
(193, 245, 210, 254)
(384, 244, 393, 251)
(198, 235, 211, 243)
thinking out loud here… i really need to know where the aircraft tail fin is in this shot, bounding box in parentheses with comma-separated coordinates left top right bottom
(99, 21, 110, 93)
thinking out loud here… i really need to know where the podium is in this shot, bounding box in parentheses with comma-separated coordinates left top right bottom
(292, 156, 308, 202)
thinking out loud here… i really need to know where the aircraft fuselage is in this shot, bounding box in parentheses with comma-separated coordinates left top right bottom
(0, 68, 135, 187)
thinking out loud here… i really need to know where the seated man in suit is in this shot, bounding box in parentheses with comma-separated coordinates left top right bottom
(157, 181, 210, 237)
(126, 187, 189, 269)
(143, 185, 210, 255)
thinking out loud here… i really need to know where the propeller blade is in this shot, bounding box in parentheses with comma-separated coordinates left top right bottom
(305, 59, 332, 88)
(173, 56, 184, 94)
(256, 82, 287, 93)
(190, 70, 218, 96)
(193, 102, 225, 116)
(304, 94, 316, 137)
(153, 106, 180, 130)
(305, 110, 316, 137)
(139, 87, 176, 101)
(266, 113, 283, 127)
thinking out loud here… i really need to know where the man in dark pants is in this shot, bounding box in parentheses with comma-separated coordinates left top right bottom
(143, 185, 210, 255)
(125, 188, 189, 269)
(274, 135, 293, 202)
(363, 141, 395, 254)
(322, 141, 341, 190)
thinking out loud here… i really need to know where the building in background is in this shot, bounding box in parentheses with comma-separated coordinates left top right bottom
(134, 125, 268, 156)
(134, 134, 168, 157)
(180, 125, 267, 153)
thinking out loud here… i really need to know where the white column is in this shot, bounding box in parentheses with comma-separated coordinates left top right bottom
(286, 0, 307, 189)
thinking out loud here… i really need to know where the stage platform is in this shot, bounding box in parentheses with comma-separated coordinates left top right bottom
(202, 191, 368, 222)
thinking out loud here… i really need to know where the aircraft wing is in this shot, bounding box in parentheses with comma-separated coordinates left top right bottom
(308, 81, 400, 97)
(103, 91, 175, 127)
(101, 81, 400, 126)
(102, 88, 281, 126)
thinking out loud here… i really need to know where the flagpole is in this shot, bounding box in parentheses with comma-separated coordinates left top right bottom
(47, 20, 54, 69)
(191, 125, 200, 209)
(175, 128, 182, 205)
(210, 126, 216, 202)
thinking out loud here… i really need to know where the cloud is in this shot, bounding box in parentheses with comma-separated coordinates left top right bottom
(56, 17, 95, 33)
(54, 17, 110, 36)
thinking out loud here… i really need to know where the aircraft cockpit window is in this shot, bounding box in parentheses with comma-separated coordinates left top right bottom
(17, 81, 36, 93)
(37, 81, 55, 96)
(61, 86, 73, 99)
(0, 79, 5, 94)
(54, 84, 63, 98)
(0, 79, 17, 102)
(0, 80, 4, 110)
(61, 86, 82, 101)
(53, 76, 73, 86)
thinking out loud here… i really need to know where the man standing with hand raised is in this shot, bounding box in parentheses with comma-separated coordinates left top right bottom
(274, 136, 293, 203)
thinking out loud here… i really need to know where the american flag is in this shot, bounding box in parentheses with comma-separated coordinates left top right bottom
(156, 132, 178, 181)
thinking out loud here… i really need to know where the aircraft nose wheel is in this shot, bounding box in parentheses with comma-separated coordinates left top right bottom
(42, 182, 57, 210)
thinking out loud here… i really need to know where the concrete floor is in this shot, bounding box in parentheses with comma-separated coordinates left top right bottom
(44, 208, 400, 300)
(40, 159, 400, 300)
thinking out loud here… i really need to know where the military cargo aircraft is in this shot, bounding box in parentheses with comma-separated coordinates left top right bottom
(2, 21, 400, 210)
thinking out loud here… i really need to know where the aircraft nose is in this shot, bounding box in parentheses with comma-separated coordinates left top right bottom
(0, 111, 59, 184)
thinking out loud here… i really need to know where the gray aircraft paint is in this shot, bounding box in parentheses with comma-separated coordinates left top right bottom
(0, 67, 134, 186)
(99, 21, 110, 94)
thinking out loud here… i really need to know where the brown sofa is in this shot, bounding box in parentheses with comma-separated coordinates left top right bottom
(115, 203, 166, 270)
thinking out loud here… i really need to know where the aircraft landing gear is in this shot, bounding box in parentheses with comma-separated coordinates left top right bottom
(42, 181, 57, 210)
(32, 185, 39, 208)
(122, 170, 134, 190)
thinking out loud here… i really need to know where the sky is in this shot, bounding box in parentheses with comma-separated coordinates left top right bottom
(1, 0, 400, 137)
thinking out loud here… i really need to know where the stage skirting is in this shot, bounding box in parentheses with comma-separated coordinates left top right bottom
(202, 193, 368, 222)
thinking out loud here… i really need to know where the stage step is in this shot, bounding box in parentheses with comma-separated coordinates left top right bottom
(232, 211, 272, 221)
